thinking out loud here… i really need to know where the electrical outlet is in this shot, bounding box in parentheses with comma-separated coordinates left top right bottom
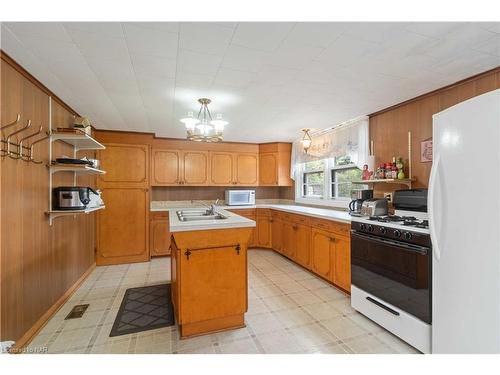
(384, 192, 393, 202)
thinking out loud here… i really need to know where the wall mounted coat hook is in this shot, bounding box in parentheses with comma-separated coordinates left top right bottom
(5, 120, 31, 158)
(19, 125, 43, 161)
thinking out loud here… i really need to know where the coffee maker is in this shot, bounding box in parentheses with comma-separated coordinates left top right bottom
(349, 189, 373, 216)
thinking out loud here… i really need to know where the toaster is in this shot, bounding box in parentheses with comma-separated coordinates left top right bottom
(360, 198, 389, 217)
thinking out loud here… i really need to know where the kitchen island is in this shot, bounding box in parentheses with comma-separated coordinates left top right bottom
(169, 208, 255, 338)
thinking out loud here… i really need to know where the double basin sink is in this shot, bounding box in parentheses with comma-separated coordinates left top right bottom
(176, 209, 228, 222)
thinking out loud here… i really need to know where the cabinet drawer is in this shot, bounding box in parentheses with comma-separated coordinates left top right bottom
(291, 214, 310, 226)
(310, 217, 350, 235)
(151, 211, 169, 220)
(228, 209, 256, 218)
(256, 208, 271, 217)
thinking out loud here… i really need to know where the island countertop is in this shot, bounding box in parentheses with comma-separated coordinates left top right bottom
(169, 208, 256, 233)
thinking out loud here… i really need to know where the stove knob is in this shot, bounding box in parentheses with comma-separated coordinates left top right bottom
(379, 227, 386, 234)
(367, 225, 374, 232)
(404, 232, 412, 240)
(360, 223, 365, 230)
(394, 230, 401, 238)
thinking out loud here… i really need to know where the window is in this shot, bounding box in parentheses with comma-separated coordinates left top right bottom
(296, 156, 364, 207)
(330, 156, 363, 200)
(302, 160, 325, 198)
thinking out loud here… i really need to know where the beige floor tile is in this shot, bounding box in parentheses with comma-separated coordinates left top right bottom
(247, 298, 270, 315)
(214, 327, 252, 344)
(246, 312, 285, 334)
(348, 313, 386, 333)
(218, 337, 261, 354)
(253, 284, 284, 298)
(288, 323, 337, 351)
(273, 308, 315, 328)
(320, 316, 367, 340)
(297, 277, 331, 290)
(261, 295, 296, 312)
(310, 342, 351, 354)
(174, 333, 215, 352)
(375, 331, 420, 354)
(303, 302, 342, 321)
(277, 281, 308, 294)
(313, 287, 348, 302)
(255, 330, 304, 354)
(288, 270, 315, 281)
(287, 291, 323, 307)
(344, 334, 396, 354)
(328, 298, 357, 315)
(177, 344, 217, 354)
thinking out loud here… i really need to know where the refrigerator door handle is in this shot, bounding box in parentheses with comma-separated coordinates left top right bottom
(428, 154, 441, 261)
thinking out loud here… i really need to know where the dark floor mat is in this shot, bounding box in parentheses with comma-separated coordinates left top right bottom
(109, 283, 174, 337)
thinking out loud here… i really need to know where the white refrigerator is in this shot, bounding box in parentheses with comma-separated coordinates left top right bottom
(430, 88, 500, 353)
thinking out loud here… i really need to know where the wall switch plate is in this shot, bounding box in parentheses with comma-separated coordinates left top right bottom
(384, 192, 393, 202)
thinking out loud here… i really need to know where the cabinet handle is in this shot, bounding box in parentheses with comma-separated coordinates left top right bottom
(184, 250, 192, 260)
(235, 244, 241, 255)
(330, 237, 335, 242)
(293, 225, 298, 230)
(269, 219, 273, 223)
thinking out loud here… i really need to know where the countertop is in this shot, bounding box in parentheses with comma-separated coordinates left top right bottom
(154, 201, 352, 224)
(169, 208, 256, 233)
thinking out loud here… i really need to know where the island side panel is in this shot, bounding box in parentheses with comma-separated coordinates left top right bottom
(170, 227, 252, 338)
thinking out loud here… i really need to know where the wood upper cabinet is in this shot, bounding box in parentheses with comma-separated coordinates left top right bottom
(183, 151, 209, 185)
(332, 235, 351, 292)
(294, 223, 311, 269)
(150, 212, 171, 257)
(96, 187, 150, 265)
(152, 149, 209, 186)
(210, 152, 234, 185)
(152, 149, 181, 185)
(235, 153, 259, 186)
(311, 228, 334, 281)
(98, 143, 149, 187)
(258, 143, 293, 186)
(259, 153, 278, 185)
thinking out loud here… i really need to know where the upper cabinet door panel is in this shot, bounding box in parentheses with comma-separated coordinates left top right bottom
(235, 153, 258, 186)
(210, 152, 234, 185)
(183, 151, 209, 185)
(152, 149, 181, 186)
(259, 153, 278, 185)
(98, 144, 149, 187)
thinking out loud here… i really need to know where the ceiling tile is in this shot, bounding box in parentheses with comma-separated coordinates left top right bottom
(177, 49, 222, 76)
(315, 34, 379, 67)
(267, 40, 324, 69)
(130, 54, 177, 79)
(5, 22, 72, 41)
(179, 23, 234, 56)
(63, 22, 124, 38)
(214, 68, 255, 88)
(123, 23, 179, 59)
(221, 44, 271, 72)
(231, 22, 295, 52)
(284, 22, 345, 47)
(67, 28, 130, 61)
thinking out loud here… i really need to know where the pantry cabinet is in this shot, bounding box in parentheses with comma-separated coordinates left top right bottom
(152, 149, 209, 186)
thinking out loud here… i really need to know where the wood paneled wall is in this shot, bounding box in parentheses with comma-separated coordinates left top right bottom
(1, 54, 95, 345)
(369, 67, 500, 196)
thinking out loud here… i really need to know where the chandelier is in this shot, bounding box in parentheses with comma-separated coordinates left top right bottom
(180, 98, 228, 142)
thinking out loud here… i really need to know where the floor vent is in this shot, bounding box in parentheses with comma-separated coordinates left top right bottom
(65, 304, 89, 320)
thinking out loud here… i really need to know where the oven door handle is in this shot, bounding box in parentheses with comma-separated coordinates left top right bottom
(350, 230, 429, 255)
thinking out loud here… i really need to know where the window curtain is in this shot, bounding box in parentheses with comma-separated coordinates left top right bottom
(290, 116, 369, 179)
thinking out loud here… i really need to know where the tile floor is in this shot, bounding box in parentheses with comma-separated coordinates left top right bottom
(26, 249, 419, 354)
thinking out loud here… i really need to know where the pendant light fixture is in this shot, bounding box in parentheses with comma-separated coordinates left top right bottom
(301, 128, 312, 153)
(179, 98, 228, 142)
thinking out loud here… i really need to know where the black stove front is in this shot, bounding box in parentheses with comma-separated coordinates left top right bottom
(350, 221, 432, 324)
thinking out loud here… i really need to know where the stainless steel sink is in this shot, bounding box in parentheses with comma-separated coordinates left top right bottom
(176, 210, 227, 222)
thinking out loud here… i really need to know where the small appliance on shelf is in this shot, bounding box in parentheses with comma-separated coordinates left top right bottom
(52, 186, 99, 210)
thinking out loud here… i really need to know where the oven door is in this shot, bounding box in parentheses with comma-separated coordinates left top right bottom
(350, 230, 431, 324)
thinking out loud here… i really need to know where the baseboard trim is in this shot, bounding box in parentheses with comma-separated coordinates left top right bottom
(9, 263, 96, 353)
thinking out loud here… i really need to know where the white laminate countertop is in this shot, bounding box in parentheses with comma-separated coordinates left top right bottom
(155, 202, 352, 225)
(169, 208, 256, 233)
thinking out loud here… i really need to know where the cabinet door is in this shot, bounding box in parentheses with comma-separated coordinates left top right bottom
(311, 228, 333, 281)
(332, 235, 351, 291)
(98, 144, 149, 187)
(281, 221, 296, 260)
(235, 153, 258, 186)
(259, 152, 278, 185)
(179, 246, 247, 324)
(152, 149, 181, 186)
(256, 216, 272, 248)
(150, 219, 171, 256)
(183, 151, 209, 185)
(96, 187, 149, 265)
(271, 217, 282, 253)
(295, 224, 311, 269)
(210, 152, 234, 185)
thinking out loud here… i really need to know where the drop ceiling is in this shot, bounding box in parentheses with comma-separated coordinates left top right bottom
(1, 22, 499, 142)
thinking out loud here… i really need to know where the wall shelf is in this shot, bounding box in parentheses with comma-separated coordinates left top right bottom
(49, 163, 106, 175)
(50, 131, 105, 151)
(352, 178, 416, 188)
(46, 205, 105, 225)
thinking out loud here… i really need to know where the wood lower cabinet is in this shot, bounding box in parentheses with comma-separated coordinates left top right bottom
(281, 220, 296, 260)
(227, 209, 256, 247)
(271, 213, 282, 253)
(294, 223, 311, 269)
(310, 228, 334, 281)
(256, 209, 272, 248)
(332, 235, 351, 291)
(150, 212, 171, 257)
(96, 187, 150, 265)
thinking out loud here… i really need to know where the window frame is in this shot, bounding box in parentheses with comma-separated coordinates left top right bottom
(295, 158, 362, 209)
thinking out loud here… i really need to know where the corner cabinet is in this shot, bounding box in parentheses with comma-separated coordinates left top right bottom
(258, 143, 293, 186)
(96, 143, 150, 265)
(152, 149, 209, 186)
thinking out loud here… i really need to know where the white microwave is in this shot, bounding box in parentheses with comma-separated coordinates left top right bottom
(225, 190, 256, 206)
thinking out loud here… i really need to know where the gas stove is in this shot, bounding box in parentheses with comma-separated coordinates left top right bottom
(351, 208, 430, 236)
